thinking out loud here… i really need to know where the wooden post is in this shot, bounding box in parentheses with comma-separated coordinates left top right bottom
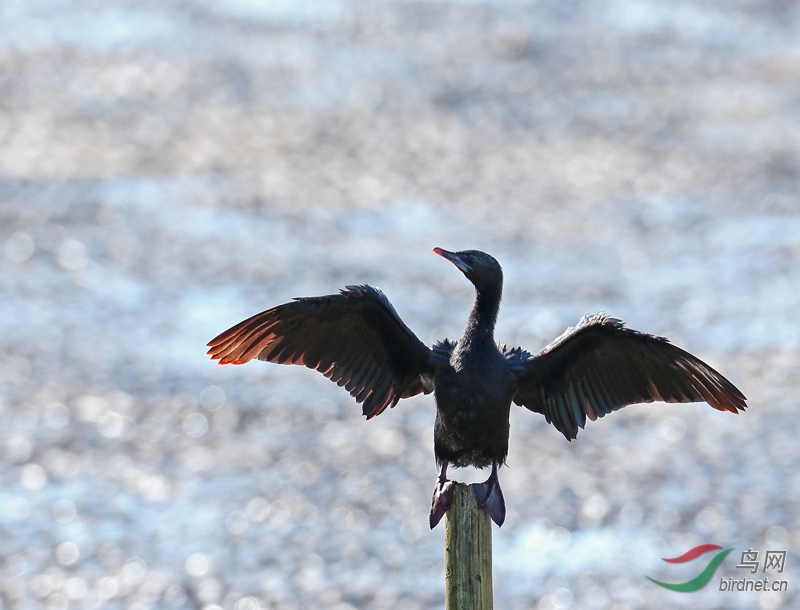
(444, 482, 493, 610)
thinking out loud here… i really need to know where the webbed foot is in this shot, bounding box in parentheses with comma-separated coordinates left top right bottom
(429, 460, 454, 529)
(472, 462, 506, 527)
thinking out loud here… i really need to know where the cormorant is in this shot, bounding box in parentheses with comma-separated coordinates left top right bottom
(207, 248, 747, 528)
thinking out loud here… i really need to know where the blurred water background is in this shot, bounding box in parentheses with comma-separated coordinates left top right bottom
(1, 0, 800, 609)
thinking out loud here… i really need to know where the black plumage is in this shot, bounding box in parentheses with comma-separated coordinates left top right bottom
(207, 248, 747, 528)
(207, 285, 431, 418)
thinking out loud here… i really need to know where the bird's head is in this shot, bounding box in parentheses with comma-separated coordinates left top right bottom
(432, 248, 503, 293)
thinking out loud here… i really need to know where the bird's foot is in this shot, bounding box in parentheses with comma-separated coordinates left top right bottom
(472, 473, 506, 527)
(429, 478, 455, 529)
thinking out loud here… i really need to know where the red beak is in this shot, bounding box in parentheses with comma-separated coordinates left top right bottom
(432, 247, 471, 273)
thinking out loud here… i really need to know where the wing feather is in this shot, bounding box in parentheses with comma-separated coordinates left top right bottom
(364, 373, 392, 414)
(511, 313, 747, 440)
(573, 376, 595, 421)
(208, 285, 433, 418)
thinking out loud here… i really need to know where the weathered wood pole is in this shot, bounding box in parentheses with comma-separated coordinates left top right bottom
(444, 482, 493, 609)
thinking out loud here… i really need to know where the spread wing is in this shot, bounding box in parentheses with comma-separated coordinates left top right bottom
(207, 285, 433, 418)
(511, 313, 747, 440)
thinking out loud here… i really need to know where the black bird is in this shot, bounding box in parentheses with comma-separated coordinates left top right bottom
(207, 248, 747, 528)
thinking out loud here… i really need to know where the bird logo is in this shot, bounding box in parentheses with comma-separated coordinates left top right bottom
(646, 544, 734, 592)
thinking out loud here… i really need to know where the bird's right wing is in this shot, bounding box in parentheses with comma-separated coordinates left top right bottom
(510, 314, 747, 440)
(207, 285, 433, 418)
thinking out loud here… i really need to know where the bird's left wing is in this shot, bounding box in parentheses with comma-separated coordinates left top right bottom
(510, 313, 747, 440)
(207, 285, 434, 418)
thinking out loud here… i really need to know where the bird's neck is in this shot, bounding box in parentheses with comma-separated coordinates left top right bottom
(461, 284, 501, 347)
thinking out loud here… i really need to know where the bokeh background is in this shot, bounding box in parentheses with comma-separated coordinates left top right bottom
(1, 0, 800, 609)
